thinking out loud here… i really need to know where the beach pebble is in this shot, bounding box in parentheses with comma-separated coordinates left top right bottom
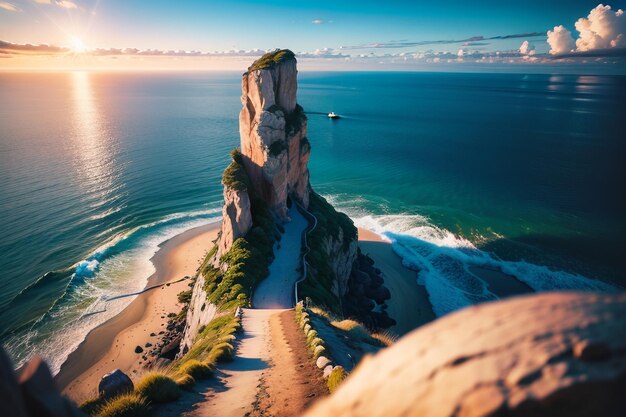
(150, 332, 156, 337)
(316, 356, 331, 369)
(323, 364, 334, 378)
(134, 346, 143, 353)
(145, 342, 152, 347)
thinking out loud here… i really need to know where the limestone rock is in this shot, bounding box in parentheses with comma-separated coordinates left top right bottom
(240, 51, 310, 218)
(303, 292, 626, 417)
(216, 187, 252, 261)
(98, 369, 133, 400)
(316, 356, 331, 369)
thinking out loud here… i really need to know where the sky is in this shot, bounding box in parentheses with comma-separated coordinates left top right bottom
(1, 0, 625, 72)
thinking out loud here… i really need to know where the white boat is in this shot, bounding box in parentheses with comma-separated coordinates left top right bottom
(328, 112, 340, 119)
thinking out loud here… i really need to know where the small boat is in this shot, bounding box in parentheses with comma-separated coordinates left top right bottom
(328, 112, 340, 119)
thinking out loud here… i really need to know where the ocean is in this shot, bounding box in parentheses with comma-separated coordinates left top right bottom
(0, 71, 624, 371)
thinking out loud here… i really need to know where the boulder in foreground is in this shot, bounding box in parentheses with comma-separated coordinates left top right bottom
(304, 292, 626, 417)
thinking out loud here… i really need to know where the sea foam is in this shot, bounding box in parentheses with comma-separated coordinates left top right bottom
(5, 207, 221, 374)
(329, 194, 618, 317)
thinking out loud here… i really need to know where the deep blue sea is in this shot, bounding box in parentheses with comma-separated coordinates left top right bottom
(1, 71, 624, 371)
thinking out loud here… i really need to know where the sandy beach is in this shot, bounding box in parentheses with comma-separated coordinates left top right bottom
(358, 228, 436, 336)
(57, 222, 220, 403)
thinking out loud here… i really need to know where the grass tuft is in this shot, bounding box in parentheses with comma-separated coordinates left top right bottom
(93, 393, 149, 417)
(175, 374, 196, 391)
(179, 359, 213, 380)
(327, 366, 348, 394)
(135, 372, 181, 403)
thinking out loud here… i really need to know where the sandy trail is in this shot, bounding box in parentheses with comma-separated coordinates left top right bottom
(183, 308, 283, 417)
(253, 205, 308, 309)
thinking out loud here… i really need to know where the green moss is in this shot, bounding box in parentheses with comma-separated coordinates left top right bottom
(327, 366, 348, 394)
(247, 49, 295, 72)
(135, 373, 181, 403)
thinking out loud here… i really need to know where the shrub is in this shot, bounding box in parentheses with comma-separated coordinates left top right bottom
(268, 140, 287, 157)
(207, 342, 235, 363)
(177, 290, 192, 304)
(93, 393, 149, 417)
(175, 374, 196, 391)
(331, 319, 371, 341)
(179, 359, 213, 380)
(80, 397, 106, 416)
(135, 373, 181, 403)
(327, 366, 348, 394)
(222, 148, 250, 191)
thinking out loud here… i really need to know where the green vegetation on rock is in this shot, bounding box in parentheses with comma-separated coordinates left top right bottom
(222, 148, 250, 191)
(247, 49, 295, 72)
(300, 191, 357, 312)
(202, 150, 279, 310)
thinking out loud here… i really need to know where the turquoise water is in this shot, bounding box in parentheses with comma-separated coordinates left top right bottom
(0, 71, 623, 370)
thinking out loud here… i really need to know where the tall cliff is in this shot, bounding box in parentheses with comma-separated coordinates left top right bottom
(181, 50, 390, 353)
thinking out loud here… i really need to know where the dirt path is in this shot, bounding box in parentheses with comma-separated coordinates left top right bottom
(184, 308, 282, 417)
(253, 205, 308, 309)
(250, 310, 328, 417)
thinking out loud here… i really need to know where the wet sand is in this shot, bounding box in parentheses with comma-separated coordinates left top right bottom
(358, 228, 436, 336)
(56, 222, 220, 403)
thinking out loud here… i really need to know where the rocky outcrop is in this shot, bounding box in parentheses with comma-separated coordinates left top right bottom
(98, 369, 133, 400)
(239, 50, 310, 219)
(0, 348, 81, 417)
(216, 187, 252, 262)
(303, 292, 626, 417)
(344, 250, 395, 329)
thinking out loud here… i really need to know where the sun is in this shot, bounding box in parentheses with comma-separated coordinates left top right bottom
(71, 37, 87, 54)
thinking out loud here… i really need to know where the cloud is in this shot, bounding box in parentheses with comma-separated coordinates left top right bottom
(311, 19, 330, 25)
(519, 40, 536, 55)
(547, 25, 575, 54)
(340, 32, 545, 50)
(56, 0, 77, 9)
(0, 1, 20, 12)
(575, 4, 625, 51)
(298, 48, 348, 59)
(0, 40, 69, 54)
(34, 0, 78, 8)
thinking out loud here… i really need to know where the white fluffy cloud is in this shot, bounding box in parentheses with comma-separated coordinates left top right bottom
(547, 25, 575, 54)
(519, 40, 536, 55)
(575, 4, 626, 51)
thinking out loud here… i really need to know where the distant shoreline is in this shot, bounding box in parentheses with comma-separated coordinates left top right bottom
(56, 222, 220, 402)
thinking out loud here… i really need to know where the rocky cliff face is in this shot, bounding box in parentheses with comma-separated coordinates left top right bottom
(181, 50, 383, 353)
(304, 292, 626, 417)
(239, 50, 310, 219)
